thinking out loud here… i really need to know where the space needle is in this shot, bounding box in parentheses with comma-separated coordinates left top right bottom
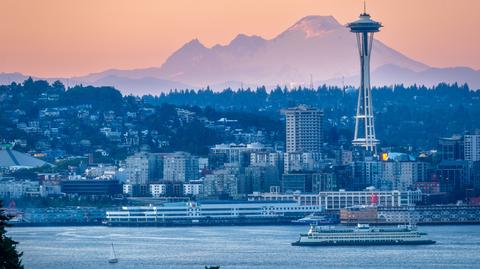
(347, 4, 382, 154)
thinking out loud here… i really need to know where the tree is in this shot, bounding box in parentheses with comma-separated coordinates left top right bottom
(0, 201, 23, 269)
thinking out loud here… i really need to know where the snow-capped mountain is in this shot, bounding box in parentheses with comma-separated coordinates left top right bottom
(2, 15, 479, 93)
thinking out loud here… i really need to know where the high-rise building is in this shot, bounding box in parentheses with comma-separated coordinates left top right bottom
(203, 167, 241, 198)
(347, 9, 382, 153)
(437, 160, 471, 197)
(284, 105, 323, 154)
(163, 152, 199, 182)
(124, 152, 165, 196)
(464, 134, 480, 161)
(244, 166, 280, 194)
(438, 136, 464, 161)
(352, 159, 381, 190)
(125, 152, 155, 185)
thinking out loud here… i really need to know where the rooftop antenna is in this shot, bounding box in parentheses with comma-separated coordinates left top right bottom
(363, 0, 367, 14)
(309, 74, 314, 90)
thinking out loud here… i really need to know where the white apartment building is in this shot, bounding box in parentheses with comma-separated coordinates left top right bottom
(183, 182, 203, 196)
(149, 183, 167, 197)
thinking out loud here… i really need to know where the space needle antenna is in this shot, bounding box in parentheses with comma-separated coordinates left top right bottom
(363, 0, 367, 14)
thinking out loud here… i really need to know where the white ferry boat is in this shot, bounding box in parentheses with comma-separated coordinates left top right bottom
(292, 224, 436, 246)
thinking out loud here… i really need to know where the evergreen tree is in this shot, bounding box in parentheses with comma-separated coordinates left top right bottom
(0, 202, 23, 269)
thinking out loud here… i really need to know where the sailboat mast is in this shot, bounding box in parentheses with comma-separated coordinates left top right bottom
(111, 243, 116, 258)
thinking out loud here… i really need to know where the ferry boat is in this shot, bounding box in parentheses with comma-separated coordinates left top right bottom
(292, 224, 436, 246)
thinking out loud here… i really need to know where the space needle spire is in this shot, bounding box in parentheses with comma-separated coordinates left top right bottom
(347, 6, 382, 154)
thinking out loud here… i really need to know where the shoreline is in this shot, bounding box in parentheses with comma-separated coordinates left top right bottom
(9, 222, 480, 228)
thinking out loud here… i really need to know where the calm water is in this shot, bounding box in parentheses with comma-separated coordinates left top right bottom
(8, 225, 480, 269)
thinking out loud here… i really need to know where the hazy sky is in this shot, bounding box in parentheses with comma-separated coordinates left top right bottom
(1, 0, 478, 77)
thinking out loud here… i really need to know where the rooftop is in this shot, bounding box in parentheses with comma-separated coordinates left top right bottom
(0, 149, 50, 169)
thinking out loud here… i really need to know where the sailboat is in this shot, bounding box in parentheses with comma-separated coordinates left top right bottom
(108, 243, 118, 264)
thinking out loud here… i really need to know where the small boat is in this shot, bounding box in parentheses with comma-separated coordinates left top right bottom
(292, 212, 339, 225)
(108, 243, 118, 263)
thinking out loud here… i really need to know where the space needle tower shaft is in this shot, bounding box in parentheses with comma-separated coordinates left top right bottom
(347, 6, 382, 154)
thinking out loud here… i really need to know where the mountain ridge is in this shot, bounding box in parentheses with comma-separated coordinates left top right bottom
(2, 15, 480, 93)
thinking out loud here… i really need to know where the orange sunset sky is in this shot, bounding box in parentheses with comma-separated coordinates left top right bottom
(0, 0, 479, 77)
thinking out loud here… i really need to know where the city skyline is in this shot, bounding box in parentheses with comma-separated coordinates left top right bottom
(1, 3, 480, 269)
(1, 0, 479, 78)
